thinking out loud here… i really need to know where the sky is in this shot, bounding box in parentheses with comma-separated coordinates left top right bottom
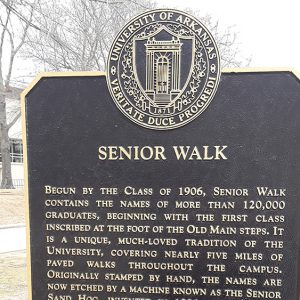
(155, 0, 300, 71)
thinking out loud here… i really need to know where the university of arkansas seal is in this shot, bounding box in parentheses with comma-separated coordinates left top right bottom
(107, 9, 220, 130)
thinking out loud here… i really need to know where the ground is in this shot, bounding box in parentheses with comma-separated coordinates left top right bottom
(0, 251, 27, 300)
(0, 189, 25, 226)
(0, 189, 27, 299)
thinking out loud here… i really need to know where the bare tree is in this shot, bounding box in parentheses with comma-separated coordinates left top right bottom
(0, 0, 36, 188)
(25, 0, 156, 71)
(191, 12, 251, 68)
(25, 0, 249, 72)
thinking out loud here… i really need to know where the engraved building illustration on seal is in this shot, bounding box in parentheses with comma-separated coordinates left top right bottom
(144, 29, 182, 106)
(133, 26, 195, 108)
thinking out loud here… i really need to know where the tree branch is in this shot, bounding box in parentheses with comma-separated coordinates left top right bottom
(0, 1, 12, 86)
(7, 111, 20, 130)
(0, 1, 11, 49)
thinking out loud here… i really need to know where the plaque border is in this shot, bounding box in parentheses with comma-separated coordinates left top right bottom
(21, 68, 300, 300)
(106, 8, 221, 131)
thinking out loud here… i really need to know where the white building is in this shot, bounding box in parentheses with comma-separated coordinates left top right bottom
(0, 88, 24, 188)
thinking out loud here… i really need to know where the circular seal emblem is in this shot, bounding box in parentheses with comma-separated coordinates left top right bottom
(107, 9, 220, 130)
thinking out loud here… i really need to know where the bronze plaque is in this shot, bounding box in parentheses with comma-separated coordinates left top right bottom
(23, 70, 300, 300)
(23, 8, 300, 300)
